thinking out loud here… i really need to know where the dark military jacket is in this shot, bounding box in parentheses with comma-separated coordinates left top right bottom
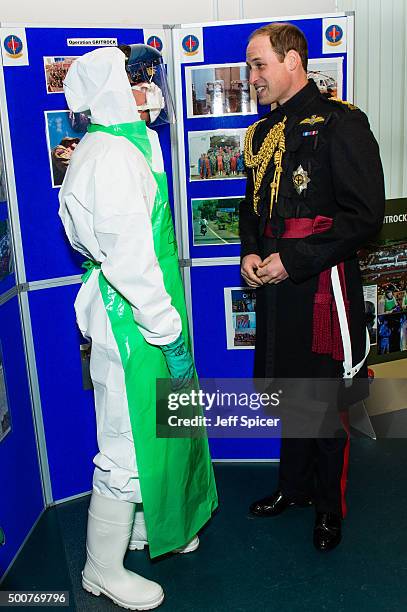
(239, 79, 385, 284)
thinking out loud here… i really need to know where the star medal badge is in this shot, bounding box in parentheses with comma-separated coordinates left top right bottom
(293, 165, 310, 195)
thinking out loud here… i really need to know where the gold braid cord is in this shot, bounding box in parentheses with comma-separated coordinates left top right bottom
(244, 115, 287, 217)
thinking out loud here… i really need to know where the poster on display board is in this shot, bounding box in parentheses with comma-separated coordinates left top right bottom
(224, 287, 256, 350)
(0, 341, 11, 443)
(43, 57, 78, 94)
(192, 196, 241, 246)
(359, 198, 407, 360)
(188, 129, 246, 182)
(307, 56, 343, 99)
(0, 219, 12, 282)
(44, 110, 87, 188)
(185, 63, 257, 119)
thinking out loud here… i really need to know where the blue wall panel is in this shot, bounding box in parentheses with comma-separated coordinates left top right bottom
(0, 295, 43, 577)
(28, 284, 96, 501)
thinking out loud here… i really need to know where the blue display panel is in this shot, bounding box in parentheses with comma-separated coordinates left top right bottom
(28, 283, 97, 501)
(181, 18, 349, 261)
(0, 295, 43, 577)
(190, 264, 279, 460)
(2, 27, 175, 283)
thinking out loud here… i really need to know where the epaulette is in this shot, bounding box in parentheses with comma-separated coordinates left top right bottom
(328, 97, 359, 111)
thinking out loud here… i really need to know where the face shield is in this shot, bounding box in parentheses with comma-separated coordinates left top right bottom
(119, 43, 175, 126)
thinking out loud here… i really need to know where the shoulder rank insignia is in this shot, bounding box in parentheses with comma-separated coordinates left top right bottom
(293, 165, 310, 195)
(328, 97, 358, 110)
(299, 114, 325, 126)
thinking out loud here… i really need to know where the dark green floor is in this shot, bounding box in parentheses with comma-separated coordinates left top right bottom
(3, 439, 407, 611)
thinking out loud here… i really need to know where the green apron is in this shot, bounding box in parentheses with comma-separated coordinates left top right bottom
(83, 121, 218, 558)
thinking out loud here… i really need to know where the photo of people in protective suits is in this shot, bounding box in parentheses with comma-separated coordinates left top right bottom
(185, 63, 257, 118)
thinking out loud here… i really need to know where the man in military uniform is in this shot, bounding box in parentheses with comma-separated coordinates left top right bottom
(241, 23, 385, 551)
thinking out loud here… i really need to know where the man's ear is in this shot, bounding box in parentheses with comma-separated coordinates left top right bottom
(285, 50, 300, 71)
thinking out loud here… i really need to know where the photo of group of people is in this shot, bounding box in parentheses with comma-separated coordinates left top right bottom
(188, 129, 246, 182)
(192, 196, 241, 246)
(45, 110, 86, 187)
(0, 342, 11, 444)
(224, 288, 256, 349)
(44, 57, 77, 94)
(185, 63, 257, 118)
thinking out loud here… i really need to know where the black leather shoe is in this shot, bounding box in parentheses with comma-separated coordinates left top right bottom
(249, 490, 313, 517)
(313, 512, 342, 551)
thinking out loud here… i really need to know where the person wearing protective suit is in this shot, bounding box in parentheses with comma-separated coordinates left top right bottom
(59, 45, 218, 610)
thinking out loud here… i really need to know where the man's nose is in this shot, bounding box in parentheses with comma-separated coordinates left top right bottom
(248, 69, 257, 86)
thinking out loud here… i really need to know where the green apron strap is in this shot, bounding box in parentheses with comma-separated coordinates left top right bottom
(81, 260, 101, 284)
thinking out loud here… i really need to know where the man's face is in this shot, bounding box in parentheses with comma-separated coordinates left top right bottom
(246, 35, 292, 106)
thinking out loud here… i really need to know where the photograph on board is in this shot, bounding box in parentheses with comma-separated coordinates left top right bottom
(0, 342, 11, 444)
(192, 196, 241, 246)
(188, 129, 246, 181)
(377, 280, 407, 315)
(363, 284, 378, 345)
(44, 57, 77, 94)
(359, 239, 407, 287)
(0, 147, 7, 203)
(224, 287, 256, 349)
(185, 63, 257, 118)
(0, 220, 12, 283)
(80, 342, 93, 391)
(45, 110, 86, 188)
(377, 313, 407, 355)
(307, 56, 343, 100)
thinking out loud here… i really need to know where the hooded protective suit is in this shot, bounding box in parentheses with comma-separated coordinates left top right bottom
(58, 47, 217, 558)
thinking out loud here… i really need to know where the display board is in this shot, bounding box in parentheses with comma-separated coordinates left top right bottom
(0, 26, 174, 283)
(176, 14, 354, 458)
(0, 294, 43, 575)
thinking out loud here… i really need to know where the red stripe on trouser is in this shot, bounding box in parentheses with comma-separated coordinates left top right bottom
(340, 411, 350, 518)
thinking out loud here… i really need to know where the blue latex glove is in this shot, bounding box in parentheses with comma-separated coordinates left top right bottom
(161, 334, 194, 390)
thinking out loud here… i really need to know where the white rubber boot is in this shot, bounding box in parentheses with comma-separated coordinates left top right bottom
(128, 505, 148, 551)
(128, 507, 199, 554)
(82, 492, 164, 610)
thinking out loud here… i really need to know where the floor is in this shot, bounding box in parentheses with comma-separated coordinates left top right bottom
(2, 436, 407, 611)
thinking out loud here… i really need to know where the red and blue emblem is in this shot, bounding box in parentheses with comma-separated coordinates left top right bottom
(182, 34, 199, 56)
(4, 34, 24, 58)
(146, 35, 163, 53)
(325, 24, 344, 47)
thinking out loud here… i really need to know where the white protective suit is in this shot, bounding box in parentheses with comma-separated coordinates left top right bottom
(58, 47, 182, 502)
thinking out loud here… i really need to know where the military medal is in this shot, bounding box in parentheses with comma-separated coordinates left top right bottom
(299, 114, 325, 126)
(293, 165, 310, 195)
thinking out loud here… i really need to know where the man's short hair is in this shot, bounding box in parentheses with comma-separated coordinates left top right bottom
(249, 23, 308, 71)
